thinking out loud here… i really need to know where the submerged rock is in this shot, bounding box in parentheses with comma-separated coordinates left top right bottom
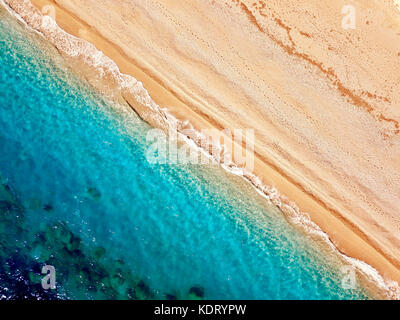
(86, 187, 101, 201)
(0, 200, 16, 213)
(0, 181, 24, 216)
(65, 235, 81, 253)
(0, 182, 13, 203)
(90, 263, 108, 283)
(110, 270, 125, 288)
(44, 223, 72, 248)
(93, 246, 106, 260)
(166, 293, 178, 300)
(188, 286, 205, 300)
(43, 204, 53, 212)
(3, 210, 165, 300)
(126, 288, 136, 300)
(135, 280, 152, 300)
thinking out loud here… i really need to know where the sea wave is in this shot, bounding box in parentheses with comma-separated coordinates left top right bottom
(2, 0, 399, 300)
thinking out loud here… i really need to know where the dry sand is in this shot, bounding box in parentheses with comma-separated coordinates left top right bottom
(5, 0, 400, 293)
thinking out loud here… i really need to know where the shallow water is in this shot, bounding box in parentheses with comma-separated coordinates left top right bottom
(0, 6, 370, 300)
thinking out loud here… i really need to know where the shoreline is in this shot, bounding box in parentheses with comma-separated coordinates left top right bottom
(5, 0, 400, 298)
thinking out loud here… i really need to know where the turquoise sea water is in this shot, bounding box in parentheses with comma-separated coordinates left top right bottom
(0, 7, 371, 299)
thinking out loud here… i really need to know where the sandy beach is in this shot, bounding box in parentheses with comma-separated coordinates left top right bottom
(5, 0, 400, 294)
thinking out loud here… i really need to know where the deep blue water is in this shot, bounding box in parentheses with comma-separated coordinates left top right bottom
(0, 6, 370, 299)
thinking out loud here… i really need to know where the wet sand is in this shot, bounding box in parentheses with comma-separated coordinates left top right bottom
(5, 0, 400, 295)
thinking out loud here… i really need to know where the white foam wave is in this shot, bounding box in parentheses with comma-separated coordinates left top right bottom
(2, 0, 399, 300)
